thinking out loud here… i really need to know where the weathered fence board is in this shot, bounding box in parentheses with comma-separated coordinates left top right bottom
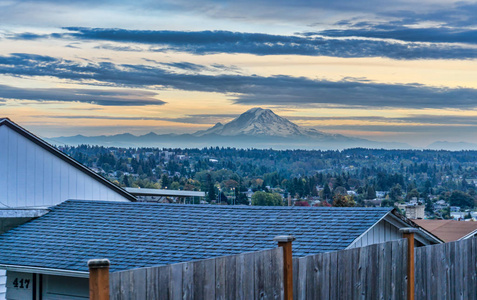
(292, 239, 408, 300)
(109, 236, 477, 300)
(415, 237, 477, 300)
(110, 247, 284, 300)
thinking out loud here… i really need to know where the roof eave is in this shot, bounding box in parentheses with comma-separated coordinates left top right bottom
(0, 264, 89, 278)
(459, 228, 477, 240)
(346, 209, 393, 249)
(389, 209, 444, 244)
(346, 208, 443, 249)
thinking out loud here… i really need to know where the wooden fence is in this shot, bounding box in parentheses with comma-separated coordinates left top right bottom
(102, 237, 477, 300)
(292, 239, 408, 300)
(415, 237, 477, 300)
(109, 247, 284, 300)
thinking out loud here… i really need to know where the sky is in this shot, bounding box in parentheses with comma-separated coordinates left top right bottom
(1, 0, 477, 147)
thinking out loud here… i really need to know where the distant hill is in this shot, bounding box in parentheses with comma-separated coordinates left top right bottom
(49, 107, 411, 150)
(426, 141, 477, 151)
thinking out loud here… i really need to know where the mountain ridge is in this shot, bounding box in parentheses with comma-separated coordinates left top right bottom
(48, 107, 411, 150)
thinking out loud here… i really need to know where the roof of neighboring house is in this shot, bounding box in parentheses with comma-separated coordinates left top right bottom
(0, 118, 136, 202)
(0, 200, 401, 274)
(413, 219, 477, 242)
(125, 187, 205, 197)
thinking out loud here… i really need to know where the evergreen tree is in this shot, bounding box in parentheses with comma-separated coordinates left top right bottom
(366, 186, 376, 199)
(323, 184, 332, 201)
(206, 173, 216, 201)
(161, 174, 170, 188)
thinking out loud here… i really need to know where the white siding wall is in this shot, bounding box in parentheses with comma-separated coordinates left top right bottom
(5, 271, 33, 300)
(348, 218, 402, 249)
(0, 125, 129, 208)
(0, 270, 5, 300)
(6, 272, 88, 300)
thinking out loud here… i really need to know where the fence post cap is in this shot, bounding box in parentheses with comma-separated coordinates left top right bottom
(87, 258, 110, 269)
(399, 227, 419, 234)
(274, 235, 296, 242)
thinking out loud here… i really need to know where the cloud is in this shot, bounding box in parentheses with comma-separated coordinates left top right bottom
(314, 26, 477, 44)
(67, 27, 477, 60)
(0, 84, 165, 106)
(315, 124, 477, 134)
(310, 2, 477, 45)
(232, 79, 477, 110)
(7, 32, 50, 40)
(383, 2, 477, 28)
(38, 113, 477, 127)
(35, 115, 165, 120)
(2, 53, 477, 109)
(0, 0, 431, 25)
(160, 62, 211, 72)
(39, 113, 237, 124)
(396, 115, 477, 125)
(157, 114, 238, 124)
(94, 43, 144, 52)
(9, 27, 477, 60)
(289, 114, 477, 125)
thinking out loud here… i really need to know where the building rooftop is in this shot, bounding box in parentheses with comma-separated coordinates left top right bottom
(125, 187, 205, 197)
(413, 219, 477, 242)
(0, 201, 395, 273)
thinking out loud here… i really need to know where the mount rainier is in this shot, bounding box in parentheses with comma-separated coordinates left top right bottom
(50, 107, 410, 150)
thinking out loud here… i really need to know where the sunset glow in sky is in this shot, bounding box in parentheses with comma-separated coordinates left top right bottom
(1, 0, 477, 147)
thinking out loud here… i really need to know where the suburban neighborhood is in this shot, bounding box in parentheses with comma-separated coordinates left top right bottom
(2, 0, 477, 298)
(0, 118, 476, 299)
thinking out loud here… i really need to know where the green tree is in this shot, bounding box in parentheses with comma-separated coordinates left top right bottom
(123, 175, 130, 187)
(389, 184, 402, 202)
(322, 184, 332, 201)
(406, 188, 420, 201)
(161, 174, 170, 189)
(332, 194, 356, 207)
(366, 186, 376, 200)
(206, 173, 216, 201)
(449, 190, 474, 208)
(251, 191, 282, 206)
(333, 186, 348, 196)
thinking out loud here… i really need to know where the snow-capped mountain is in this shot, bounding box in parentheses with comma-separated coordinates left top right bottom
(194, 107, 339, 139)
(50, 107, 411, 150)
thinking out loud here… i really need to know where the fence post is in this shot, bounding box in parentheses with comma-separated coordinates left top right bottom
(274, 235, 295, 300)
(88, 258, 110, 300)
(400, 228, 418, 300)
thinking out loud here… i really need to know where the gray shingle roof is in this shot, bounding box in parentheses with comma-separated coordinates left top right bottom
(0, 200, 392, 273)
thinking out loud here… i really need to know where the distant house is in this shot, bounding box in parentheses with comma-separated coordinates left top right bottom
(0, 118, 136, 299)
(414, 219, 477, 242)
(450, 206, 461, 212)
(0, 201, 441, 299)
(396, 202, 425, 219)
(433, 200, 449, 211)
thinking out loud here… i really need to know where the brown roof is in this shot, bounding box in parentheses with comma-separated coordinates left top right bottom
(413, 219, 477, 242)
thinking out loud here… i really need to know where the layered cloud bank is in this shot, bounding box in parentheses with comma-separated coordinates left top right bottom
(1, 0, 477, 147)
(6, 27, 477, 60)
(2, 53, 477, 110)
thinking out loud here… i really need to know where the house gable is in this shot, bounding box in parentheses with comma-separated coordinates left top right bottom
(348, 212, 442, 249)
(0, 118, 135, 208)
